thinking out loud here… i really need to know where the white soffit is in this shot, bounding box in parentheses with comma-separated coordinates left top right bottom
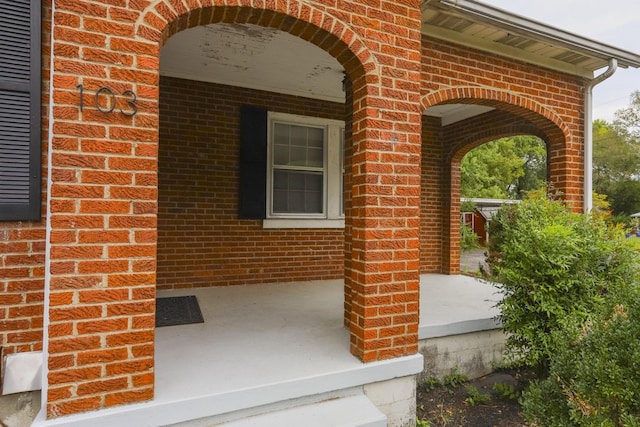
(424, 104, 495, 125)
(421, 0, 640, 78)
(160, 23, 346, 104)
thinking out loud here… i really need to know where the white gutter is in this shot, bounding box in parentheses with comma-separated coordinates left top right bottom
(584, 59, 617, 212)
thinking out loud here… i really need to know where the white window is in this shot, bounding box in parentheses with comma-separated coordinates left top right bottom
(264, 112, 345, 228)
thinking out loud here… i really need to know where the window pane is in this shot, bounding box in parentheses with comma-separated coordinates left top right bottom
(272, 122, 324, 168)
(273, 170, 323, 214)
(273, 123, 290, 165)
(290, 125, 307, 147)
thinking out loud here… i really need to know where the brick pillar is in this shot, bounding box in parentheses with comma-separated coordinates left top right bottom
(548, 135, 585, 211)
(420, 115, 445, 274)
(344, 77, 354, 328)
(45, 4, 158, 417)
(442, 161, 461, 274)
(347, 13, 424, 358)
(344, 2, 423, 363)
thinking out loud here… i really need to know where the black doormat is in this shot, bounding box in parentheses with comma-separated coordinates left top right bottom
(156, 296, 204, 327)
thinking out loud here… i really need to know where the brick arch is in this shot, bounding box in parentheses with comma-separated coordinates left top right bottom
(423, 90, 580, 274)
(422, 92, 578, 274)
(135, 0, 379, 85)
(421, 87, 572, 145)
(448, 116, 549, 164)
(134, 0, 388, 362)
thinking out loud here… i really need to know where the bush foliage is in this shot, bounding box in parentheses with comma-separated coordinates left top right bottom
(485, 194, 640, 425)
(523, 287, 640, 426)
(460, 223, 480, 251)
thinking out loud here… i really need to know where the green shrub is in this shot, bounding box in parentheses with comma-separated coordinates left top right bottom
(442, 370, 468, 387)
(492, 382, 519, 401)
(486, 195, 640, 370)
(522, 286, 640, 426)
(464, 385, 491, 406)
(460, 223, 480, 251)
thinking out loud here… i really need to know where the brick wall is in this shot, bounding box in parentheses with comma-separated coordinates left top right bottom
(157, 77, 346, 289)
(40, 0, 423, 417)
(420, 36, 587, 273)
(4, 0, 592, 418)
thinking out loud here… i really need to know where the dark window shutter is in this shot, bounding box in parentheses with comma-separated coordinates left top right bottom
(239, 105, 267, 219)
(0, 0, 41, 221)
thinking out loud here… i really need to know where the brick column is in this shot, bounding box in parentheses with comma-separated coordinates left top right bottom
(419, 115, 445, 274)
(442, 162, 461, 274)
(346, 0, 424, 361)
(45, 3, 158, 417)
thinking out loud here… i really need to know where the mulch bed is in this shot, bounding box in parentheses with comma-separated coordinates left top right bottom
(416, 370, 530, 427)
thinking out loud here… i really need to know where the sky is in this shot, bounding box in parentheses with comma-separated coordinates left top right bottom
(482, 0, 640, 122)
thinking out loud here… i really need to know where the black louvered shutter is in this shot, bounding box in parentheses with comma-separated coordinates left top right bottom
(0, 0, 41, 221)
(239, 105, 267, 219)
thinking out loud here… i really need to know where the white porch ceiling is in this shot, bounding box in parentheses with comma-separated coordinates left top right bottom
(160, 24, 346, 104)
(160, 23, 487, 125)
(159, 2, 640, 126)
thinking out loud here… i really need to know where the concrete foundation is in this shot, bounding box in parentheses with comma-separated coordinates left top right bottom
(364, 376, 417, 427)
(418, 329, 506, 381)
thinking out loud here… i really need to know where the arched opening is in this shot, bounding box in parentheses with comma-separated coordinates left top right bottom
(139, 4, 404, 418)
(419, 93, 573, 275)
(415, 95, 571, 380)
(43, 0, 424, 419)
(458, 135, 547, 272)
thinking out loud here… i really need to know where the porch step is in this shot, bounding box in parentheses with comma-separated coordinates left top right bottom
(218, 394, 386, 427)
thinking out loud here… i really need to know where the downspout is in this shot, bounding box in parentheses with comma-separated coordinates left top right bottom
(584, 58, 617, 212)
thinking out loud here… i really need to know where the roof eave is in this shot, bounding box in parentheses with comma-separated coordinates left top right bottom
(432, 0, 640, 70)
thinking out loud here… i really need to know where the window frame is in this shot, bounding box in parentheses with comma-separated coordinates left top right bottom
(264, 112, 345, 228)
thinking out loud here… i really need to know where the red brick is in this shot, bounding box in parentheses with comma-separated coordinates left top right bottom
(48, 336, 102, 354)
(106, 331, 154, 347)
(77, 347, 129, 366)
(48, 366, 103, 385)
(48, 396, 102, 418)
(104, 387, 153, 407)
(77, 318, 129, 335)
(49, 305, 103, 322)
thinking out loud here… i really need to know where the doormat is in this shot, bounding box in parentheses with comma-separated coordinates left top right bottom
(156, 296, 204, 327)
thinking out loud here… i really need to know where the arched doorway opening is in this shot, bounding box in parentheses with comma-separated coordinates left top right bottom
(130, 3, 421, 423)
(419, 93, 573, 275)
(154, 18, 356, 406)
(458, 134, 547, 271)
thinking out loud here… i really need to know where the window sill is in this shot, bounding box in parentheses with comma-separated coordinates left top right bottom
(262, 218, 345, 229)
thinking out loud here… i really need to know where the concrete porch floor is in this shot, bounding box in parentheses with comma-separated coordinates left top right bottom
(32, 274, 502, 427)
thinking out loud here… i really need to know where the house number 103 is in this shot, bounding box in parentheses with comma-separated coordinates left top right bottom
(76, 84, 138, 116)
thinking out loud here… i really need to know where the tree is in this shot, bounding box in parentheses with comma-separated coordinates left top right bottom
(593, 117, 640, 215)
(593, 119, 639, 184)
(511, 136, 547, 199)
(612, 90, 640, 142)
(461, 136, 546, 199)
